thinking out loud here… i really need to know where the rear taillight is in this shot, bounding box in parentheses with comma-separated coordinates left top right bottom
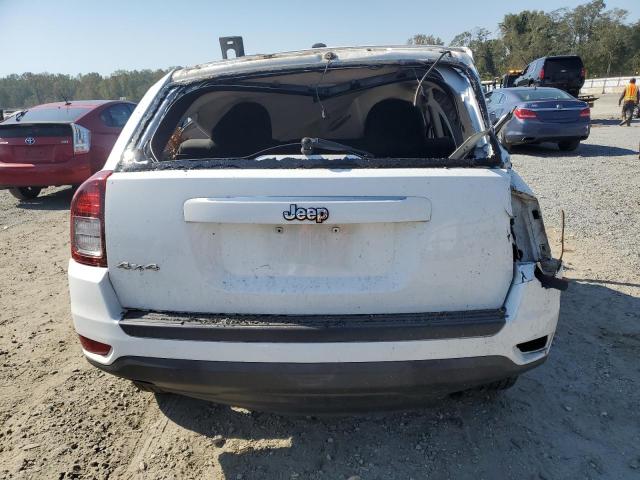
(78, 335, 111, 356)
(538, 68, 545, 80)
(580, 107, 590, 118)
(70, 170, 112, 267)
(580, 67, 586, 78)
(514, 107, 538, 120)
(71, 123, 91, 154)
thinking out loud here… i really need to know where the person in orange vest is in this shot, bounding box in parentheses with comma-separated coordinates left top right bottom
(618, 78, 639, 126)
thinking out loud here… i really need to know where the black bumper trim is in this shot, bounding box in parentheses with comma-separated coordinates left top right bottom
(119, 309, 506, 343)
(90, 355, 544, 413)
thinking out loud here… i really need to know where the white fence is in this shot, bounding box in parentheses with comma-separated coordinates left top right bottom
(581, 76, 636, 95)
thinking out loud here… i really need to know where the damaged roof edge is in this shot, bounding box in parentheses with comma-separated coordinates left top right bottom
(172, 45, 477, 83)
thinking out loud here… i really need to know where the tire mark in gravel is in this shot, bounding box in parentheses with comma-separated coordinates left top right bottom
(120, 395, 178, 478)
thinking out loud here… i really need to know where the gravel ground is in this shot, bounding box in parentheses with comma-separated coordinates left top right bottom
(0, 94, 639, 480)
(511, 96, 640, 273)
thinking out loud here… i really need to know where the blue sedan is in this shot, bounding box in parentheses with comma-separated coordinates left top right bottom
(486, 87, 590, 151)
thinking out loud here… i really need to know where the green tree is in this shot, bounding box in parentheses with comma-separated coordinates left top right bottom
(451, 28, 506, 79)
(499, 10, 567, 67)
(409, 1, 639, 79)
(589, 9, 632, 77)
(565, 0, 606, 49)
(0, 69, 170, 108)
(407, 34, 444, 46)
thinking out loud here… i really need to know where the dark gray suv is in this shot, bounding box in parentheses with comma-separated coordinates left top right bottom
(514, 56, 585, 97)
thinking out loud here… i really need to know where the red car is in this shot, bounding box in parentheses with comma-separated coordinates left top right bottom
(0, 100, 135, 200)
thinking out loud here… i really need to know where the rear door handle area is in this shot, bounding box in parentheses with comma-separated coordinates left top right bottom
(183, 196, 432, 224)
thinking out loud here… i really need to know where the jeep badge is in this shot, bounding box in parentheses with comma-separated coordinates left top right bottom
(282, 204, 329, 223)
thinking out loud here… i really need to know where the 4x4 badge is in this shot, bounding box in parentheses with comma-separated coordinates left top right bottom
(283, 204, 329, 223)
(117, 262, 160, 271)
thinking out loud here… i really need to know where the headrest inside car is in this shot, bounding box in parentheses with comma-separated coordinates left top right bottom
(176, 139, 216, 158)
(364, 99, 426, 157)
(211, 102, 272, 156)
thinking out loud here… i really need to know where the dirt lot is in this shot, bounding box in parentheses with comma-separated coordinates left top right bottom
(0, 94, 639, 480)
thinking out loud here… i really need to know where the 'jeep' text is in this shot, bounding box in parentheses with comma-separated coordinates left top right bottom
(282, 204, 329, 223)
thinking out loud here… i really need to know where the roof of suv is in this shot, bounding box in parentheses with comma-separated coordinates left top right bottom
(172, 45, 476, 83)
(531, 55, 582, 62)
(30, 100, 118, 110)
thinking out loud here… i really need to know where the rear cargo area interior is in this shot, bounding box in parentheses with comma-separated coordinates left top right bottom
(154, 67, 477, 161)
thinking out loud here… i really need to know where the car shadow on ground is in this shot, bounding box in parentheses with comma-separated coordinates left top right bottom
(151, 279, 640, 479)
(512, 142, 637, 158)
(14, 186, 74, 211)
(590, 118, 636, 127)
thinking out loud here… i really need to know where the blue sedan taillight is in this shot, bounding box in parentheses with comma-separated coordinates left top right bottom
(514, 107, 538, 120)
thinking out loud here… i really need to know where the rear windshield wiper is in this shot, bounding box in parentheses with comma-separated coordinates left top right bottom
(14, 109, 28, 122)
(243, 137, 372, 159)
(448, 109, 514, 161)
(300, 137, 372, 158)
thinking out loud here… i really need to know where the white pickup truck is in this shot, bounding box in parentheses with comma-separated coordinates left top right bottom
(68, 45, 566, 413)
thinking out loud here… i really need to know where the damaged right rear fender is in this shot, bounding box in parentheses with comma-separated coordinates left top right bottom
(509, 170, 567, 290)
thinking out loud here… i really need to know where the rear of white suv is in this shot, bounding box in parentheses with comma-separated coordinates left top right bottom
(68, 46, 566, 413)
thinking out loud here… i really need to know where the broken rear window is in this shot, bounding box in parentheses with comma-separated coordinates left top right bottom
(131, 64, 496, 169)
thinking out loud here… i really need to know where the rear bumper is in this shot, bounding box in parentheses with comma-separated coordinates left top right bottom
(0, 157, 92, 187)
(504, 121, 590, 145)
(119, 309, 506, 342)
(69, 261, 561, 412)
(90, 355, 544, 413)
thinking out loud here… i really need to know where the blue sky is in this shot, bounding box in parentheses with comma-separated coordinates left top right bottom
(0, 0, 638, 76)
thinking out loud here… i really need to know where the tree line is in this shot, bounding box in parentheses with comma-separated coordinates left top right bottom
(409, 0, 639, 80)
(0, 69, 170, 109)
(2, 1, 638, 108)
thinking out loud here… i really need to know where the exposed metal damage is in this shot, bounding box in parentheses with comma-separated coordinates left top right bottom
(510, 171, 567, 291)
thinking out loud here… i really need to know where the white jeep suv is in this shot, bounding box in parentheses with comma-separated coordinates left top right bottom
(68, 45, 566, 413)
